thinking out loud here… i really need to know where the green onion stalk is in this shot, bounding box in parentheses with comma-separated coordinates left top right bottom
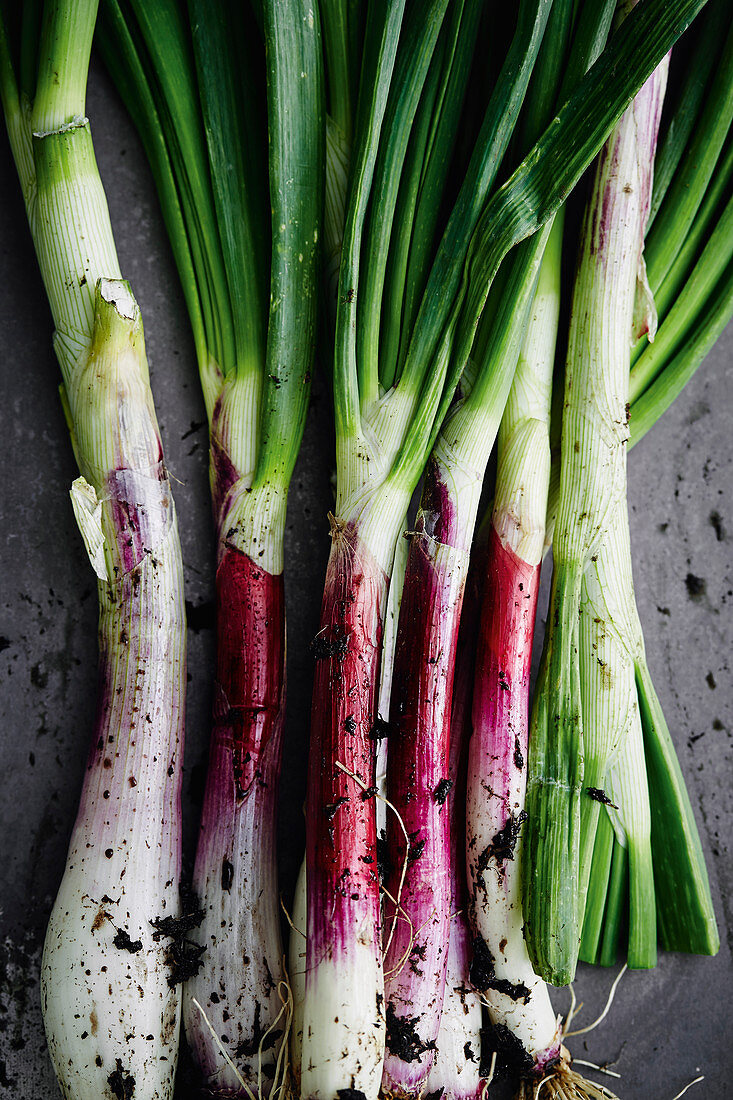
(580, 81, 733, 966)
(536, 3, 733, 968)
(465, 223, 564, 1080)
(523, 22, 670, 986)
(98, 1, 323, 1093)
(578, 207, 731, 967)
(382, 225, 553, 1094)
(523, 1, 718, 987)
(302, 4, 485, 1094)
(0, 2, 188, 1096)
(460, 2, 593, 1079)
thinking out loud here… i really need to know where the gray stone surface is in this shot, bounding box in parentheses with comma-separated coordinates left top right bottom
(0, 55, 730, 1100)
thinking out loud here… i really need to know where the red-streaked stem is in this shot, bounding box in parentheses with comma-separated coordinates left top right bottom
(466, 525, 560, 1075)
(302, 519, 388, 1100)
(41, 286, 187, 1100)
(425, 550, 485, 1100)
(382, 460, 473, 1098)
(184, 542, 286, 1095)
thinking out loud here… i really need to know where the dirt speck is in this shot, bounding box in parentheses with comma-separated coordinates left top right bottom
(385, 1002, 435, 1062)
(685, 573, 706, 600)
(709, 511, 725, 541)
(91, 907, 109, 933)
(113, 929, 143, 953)
(432, 778, 453, 805)
(108, 1058, 135, 1099)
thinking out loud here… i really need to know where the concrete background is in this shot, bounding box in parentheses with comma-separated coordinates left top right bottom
(0, 56, 730, 1100)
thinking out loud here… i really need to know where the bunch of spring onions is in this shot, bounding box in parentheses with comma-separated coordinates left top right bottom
(0, 2, 187, 1097)
(2, 1, 731, 1099)
(98, 1, 323, 1094)
(296, 2, 715, 1099)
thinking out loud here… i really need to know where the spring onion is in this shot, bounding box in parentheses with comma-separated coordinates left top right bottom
(425, 550, 486, 1100)
(523, 3, 719, 985)
(0, 1, 188, 1096)
(98, 2, 323, 1092)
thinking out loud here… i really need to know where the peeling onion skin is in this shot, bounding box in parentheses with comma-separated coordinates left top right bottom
(41, 287, 186, 1100)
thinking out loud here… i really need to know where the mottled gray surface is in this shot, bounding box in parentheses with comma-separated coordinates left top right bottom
(0, 56, 730, 1100)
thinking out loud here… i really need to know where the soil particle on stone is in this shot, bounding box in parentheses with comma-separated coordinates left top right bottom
(685, 573, 706, 600)
(709, 510, 725, 541)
